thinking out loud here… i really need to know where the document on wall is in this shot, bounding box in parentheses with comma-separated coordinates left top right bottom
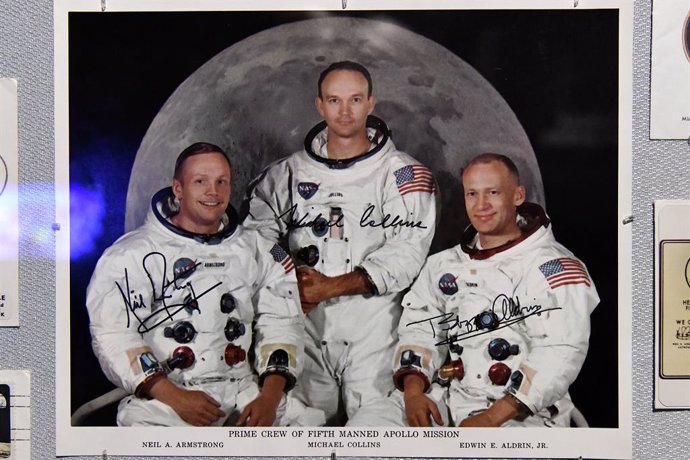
(0, 371, 30, 459)
(55, 1, 632, 459)
(654, 200, 690, 408)
(650, 0, 690, 139)
(0, 79, 18, 327)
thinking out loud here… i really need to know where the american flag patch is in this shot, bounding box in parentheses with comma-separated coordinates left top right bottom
(270, 244, 295, 273)
(393, 165, 435, 196)
(538, 257, 591, 289)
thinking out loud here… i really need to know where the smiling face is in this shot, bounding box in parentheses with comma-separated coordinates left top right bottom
(315, 69, 376, 142)
(462, 159, 525, 249)
(171, 152, 231, 234)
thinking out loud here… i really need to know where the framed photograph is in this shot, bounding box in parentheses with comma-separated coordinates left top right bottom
(55, 0, 632, 458)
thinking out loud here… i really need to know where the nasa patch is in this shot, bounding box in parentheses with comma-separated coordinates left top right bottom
(438, 273, 459, 295)
(297, 182, 319, 200)
(174, 257, 197, 280)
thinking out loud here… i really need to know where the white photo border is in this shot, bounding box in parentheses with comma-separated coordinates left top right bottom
(55, 0, 632, 458)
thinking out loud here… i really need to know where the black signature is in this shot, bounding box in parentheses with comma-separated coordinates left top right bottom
(116, 252, 222, 333)
(359, 204, 427, 230)
(276, 203, 426, 231)
(277, 204, 344, 230)
(406, 294, 562, 346)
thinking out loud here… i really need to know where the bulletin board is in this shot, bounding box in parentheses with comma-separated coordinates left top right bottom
(0, 0, 682, 458)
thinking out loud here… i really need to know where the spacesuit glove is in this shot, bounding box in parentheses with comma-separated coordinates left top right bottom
(403, 374, 443, 427)
(458, 395, 523, 427)
(235, 374, 286, 427)
(148, 378, 225, 426)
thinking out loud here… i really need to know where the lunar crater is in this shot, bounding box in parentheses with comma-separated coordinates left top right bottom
(407, 74, 435, 87)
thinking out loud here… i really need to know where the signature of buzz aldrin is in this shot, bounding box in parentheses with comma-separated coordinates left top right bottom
(406, 294, 562, 345)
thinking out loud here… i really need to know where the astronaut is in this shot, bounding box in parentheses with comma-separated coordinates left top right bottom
(243, 61, 438, 425)
(349, 152, 599, 427)
(86, 142, 321, 427)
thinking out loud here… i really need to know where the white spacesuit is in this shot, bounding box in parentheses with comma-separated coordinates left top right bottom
(349, 203, 599, 427)
(86, 187, 318, 426)
(243, 116, 437, 423)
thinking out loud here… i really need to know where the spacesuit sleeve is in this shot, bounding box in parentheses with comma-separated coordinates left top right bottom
(358, 161, 438, 295)
(391, 256, 448, 391)
(251, 235, 304, 392)
(242, 160, 291, 243)
(86, 241, 164, 395)
(507, 255, 600, 414)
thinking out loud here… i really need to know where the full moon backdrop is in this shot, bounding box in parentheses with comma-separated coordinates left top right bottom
(127, 16, 544, 245)
(69, 9, 619, 427)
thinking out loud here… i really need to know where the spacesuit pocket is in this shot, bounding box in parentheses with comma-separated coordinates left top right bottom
(321, 239, 351, 277)
(257, 279, 302, 318)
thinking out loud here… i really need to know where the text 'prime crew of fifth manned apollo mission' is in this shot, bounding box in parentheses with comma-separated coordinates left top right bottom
(221, 429, 548, 450)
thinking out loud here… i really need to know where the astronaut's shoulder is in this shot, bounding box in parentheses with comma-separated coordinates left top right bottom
(421, 246, 464, 274)
(526, 244, 594, 286)
(99, 227, 154, 259)
(268, 151, 307, 171)
(247, 155, 298, 193)
(255, 154, 294, 178)
(232, 227, 281, 262)
(88, 230, 158, 282)
(222, 225, 255, 253)
(384, 148, 430, 169)
(427, 246, 460, 263)
(383, 150, 435, 183)
(525, 238, 580, 266)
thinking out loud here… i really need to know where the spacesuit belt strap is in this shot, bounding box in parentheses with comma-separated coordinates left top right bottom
(180, 376, 239, 387)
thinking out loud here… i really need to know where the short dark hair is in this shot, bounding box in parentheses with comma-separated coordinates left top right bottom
(173, 142, 231, 181)
(317, 61, 373, 99)
(462, 153, 520, 183)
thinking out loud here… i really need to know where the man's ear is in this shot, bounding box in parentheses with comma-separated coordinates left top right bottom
(172, 179, 183, 200)
(514, 185, 526, 207)
(315, 96, 325, 118)
(367, 95, 377, 115)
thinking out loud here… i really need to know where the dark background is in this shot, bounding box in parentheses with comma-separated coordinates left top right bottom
(0, 384, 9, 444)
(69, 9, 619, 427)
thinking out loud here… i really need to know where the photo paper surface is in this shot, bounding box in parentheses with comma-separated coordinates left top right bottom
(55, 1, 632, 458)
